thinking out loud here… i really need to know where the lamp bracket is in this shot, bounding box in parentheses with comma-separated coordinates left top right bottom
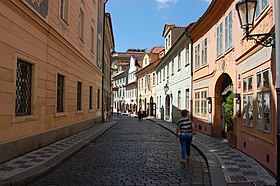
(246, 31, 275, 48)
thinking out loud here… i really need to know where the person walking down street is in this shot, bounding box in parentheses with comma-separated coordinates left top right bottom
(138, 108, 143, 120)
(176, 109, 194, 164)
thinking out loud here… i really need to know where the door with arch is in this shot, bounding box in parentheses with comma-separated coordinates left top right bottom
(165, 95, 170, 120)
(214, 73, 234, 139)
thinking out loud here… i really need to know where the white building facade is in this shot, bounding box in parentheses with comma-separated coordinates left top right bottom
(156, 24, 193, 123)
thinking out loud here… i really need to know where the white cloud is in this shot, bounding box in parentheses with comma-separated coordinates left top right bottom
(155, 0, 178, 9)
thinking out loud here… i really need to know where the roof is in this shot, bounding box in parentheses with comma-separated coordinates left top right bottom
(150, 46, 165, 54)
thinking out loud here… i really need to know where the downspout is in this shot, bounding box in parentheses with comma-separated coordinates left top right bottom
(185, 31, 193, 122)
(274, 0, 280, 184)
(102, 0, 109, 122)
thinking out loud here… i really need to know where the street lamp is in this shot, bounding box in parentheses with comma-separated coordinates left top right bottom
(235, 0, 275, 47)
(164, 84, 169, 95)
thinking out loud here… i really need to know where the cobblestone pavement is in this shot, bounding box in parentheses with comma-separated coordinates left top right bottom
(0, 120, 117, 185)
(148, 118, 276, 186)
(31, 116, 211, 185)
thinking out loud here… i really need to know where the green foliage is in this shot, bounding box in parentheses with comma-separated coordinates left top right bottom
(222, 92, 234, 131)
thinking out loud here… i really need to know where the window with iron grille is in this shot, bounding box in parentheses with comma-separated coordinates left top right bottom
(77, 81, 82, 111)
(57, 74, 64, 112)
(89, 86, 93, 110)
(15, 60, 32, 116)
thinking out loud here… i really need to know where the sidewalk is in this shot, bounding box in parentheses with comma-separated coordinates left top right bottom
(148, 118, 276, 186)
(0, 119, 118, 186)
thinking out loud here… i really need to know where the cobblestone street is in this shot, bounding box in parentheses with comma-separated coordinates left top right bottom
(31, 116, 210, 185)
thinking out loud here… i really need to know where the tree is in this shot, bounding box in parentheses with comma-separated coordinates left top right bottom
(223, 92, 234, 132)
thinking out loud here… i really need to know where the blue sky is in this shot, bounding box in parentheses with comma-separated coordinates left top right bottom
(106, 0, 210, 52)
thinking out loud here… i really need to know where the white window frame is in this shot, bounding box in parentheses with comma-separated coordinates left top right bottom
(225, 11, 233, 50)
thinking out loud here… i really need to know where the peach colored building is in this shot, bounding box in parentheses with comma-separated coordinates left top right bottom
(0, 0, 108, 162)
(103, 13, 115, 120)
(189, 0, 276, 174)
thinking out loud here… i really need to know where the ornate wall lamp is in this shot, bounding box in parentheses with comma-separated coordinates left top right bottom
(235, 0, 275, 47)
(164, 84, 169, 95)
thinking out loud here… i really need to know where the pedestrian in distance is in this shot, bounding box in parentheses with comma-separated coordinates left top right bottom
(138, 108, 143, 121)
(176, 109, 195, 164)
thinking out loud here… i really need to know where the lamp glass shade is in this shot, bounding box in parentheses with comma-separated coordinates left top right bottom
(164, 84, 169, 93)
(236, 0, 257, 29)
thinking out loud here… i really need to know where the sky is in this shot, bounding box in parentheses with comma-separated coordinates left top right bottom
(106, 0, 211, 52)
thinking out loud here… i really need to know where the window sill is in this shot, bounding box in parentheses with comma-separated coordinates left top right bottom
(76, 110, 83, 114)
(55, 112, 68, 118)
(242, 124, 254, 128)
(12, 115, 39, 124)
(257, 128, 272, 134)
(194, 64, 208, 72)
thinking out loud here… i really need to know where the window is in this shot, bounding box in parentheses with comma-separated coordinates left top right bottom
(60, 0, 69, 22)
(157, 73, 159, 85)
(256, 0, 268, 17)
(97, 88, 100, 109)
(89, 86, 93, 110)
(77, 81, 82, 111)
(225, 11, 233, 50)
(185, 47, 190, 66)
(167, 64, 169, 78)
(171, 60, 174, 75)
(178, 52, 181, 71)
(217, 22, 223, 56)
(153, 73, 155, 85)
(202, 38, 207, 66)
(257, 69, 271, 132)
(163, 68, 165, 81)
(195, 44, 200, 69)
(178, 90, 181, 109)
(185, 89, 189, 110)
(243, 76, 253, 127)
(57, 74, 65, 112)
(194, 92, 200, 115)
(91, 27, 94, 52)
(79, 9, 84, 41)
(15, 60, 32, 116)
(201, 91, 207, 116)
(157, 96, 158, 109)
(194, 91, 207, 117)
(141, 78, 144, 88)
(159, 71, 161, 83)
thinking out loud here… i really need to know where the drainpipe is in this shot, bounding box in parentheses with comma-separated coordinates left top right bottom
(101, 0, 109, 122)
(274, 0, 280, 184)
(185, 30, 193, 121)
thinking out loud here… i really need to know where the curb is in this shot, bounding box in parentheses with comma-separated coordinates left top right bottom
(0, 121, 118, 186)
(147, 118, 227, 186)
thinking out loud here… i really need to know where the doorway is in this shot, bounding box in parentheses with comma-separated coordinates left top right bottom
(214, 73, 233, 138)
